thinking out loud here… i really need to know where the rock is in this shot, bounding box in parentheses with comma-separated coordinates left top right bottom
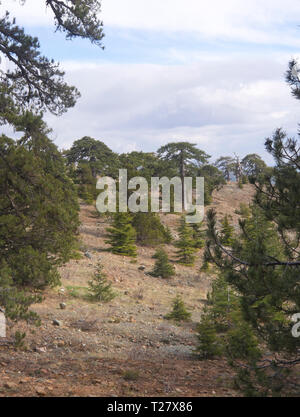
(34, 346, 47, 353)
(36, 387, 47, 396)
(52, 319, 61, 326)
(84, 251, 92, 259)
(138, 265, 146, 271)
(4, 382, 16, 390)
(59, 288, 65, 293)
(59, 303, 66, 310)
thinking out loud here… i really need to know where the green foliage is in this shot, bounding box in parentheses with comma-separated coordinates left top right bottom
(131, 212, 171, 246)
(214, 156, 235, 181)
(195, 274, 259, 363)
(88, 262, 116, 302)
(0, 1, 104, 117)
(175, 216, 197, 266)
(195, 313, 222, 359)
(165, 295, 192, 322)
(65, 136, 119, 179)
(204, 200, 300, 395)
(198, 164, 226, 205)
(0, 114, 79, 322)
(119, 151, 167, 182)
(106, 212, 137, 257)
(66, 285, 89, 299)
(123, 370, 140, 381)
(200, 259, 210, 272)
(220, 215, 234, 246)
(164, 226, 173, 244)
(157, 142, 210, 179)
(235, 203, 251, 219)
(241, 153, 267, 180)
(191, 221, 206, 249)
(150, 248, 175, 278)
(14, 331, 27, 351)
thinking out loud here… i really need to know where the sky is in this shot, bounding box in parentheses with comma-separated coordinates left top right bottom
(2, 0, 300, 164)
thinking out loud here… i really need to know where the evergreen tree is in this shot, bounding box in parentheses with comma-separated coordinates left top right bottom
(0, 1, 104, 118)
(0, 114, 79, 321)
(106, 212, 137, 257)
(191, 221, 206, 249)
(157, 142, 210, 209)
(164, 226, 173, 244)
(88, 262, 116, 302)
(214, 156, 235, 182)
(175, 216, 196, 266)
(200, 259, 210, 272)
(205, 201, 300, 395)
(195, 313, 222, 359)
(65, 137, 119, 179)
(165, 295, 192, 322)
(150, 248, 175, 278)
(131, 212, 171, 246)
(220, 215, 234, 246)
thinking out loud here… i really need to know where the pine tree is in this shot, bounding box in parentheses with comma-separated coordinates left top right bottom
(106, 212, 137, 257)
(165, 295, 192, 322)
(205, 202, 299, 395)
(220, 215, 234, 246)
(0, 114, 79, 322)
(191, 221, 206, 249)
(0, 1, 104, 118)
(88, 262, 116, 302)
(195, 313, 222, 359)
(131, 212, 171, 246)
(175, 216, 196, 266)
(150, 248, 175, 278)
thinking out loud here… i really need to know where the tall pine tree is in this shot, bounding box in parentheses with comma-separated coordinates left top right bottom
(106, 212, 137, 257)
(150, 248, 175, 278)
(175, 216, 197, 266)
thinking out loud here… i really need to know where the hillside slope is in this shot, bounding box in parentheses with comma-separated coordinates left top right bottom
(0, 182, 255, 397)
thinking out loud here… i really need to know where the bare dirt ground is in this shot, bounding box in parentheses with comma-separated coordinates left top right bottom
(0, 183, 255, 397)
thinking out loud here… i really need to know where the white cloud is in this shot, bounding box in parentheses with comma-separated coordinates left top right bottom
(1, 0, 52, 26)
(102, 0, 300, 46)
(3, 0, 300, 47)
(43, 55, 299, 164)
(2, 0, 300, 165)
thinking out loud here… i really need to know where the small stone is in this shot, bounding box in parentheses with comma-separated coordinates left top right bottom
(19, 378, 30, 384)
(138, 265, 146, 271)
(84, 251, 92, 259)
(36, 387, 47, 396)
(4, 382, 16, 390)
(52, 319, 61, 326)
(59, 303, 66, 310)
(34, 346, 47, 353)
